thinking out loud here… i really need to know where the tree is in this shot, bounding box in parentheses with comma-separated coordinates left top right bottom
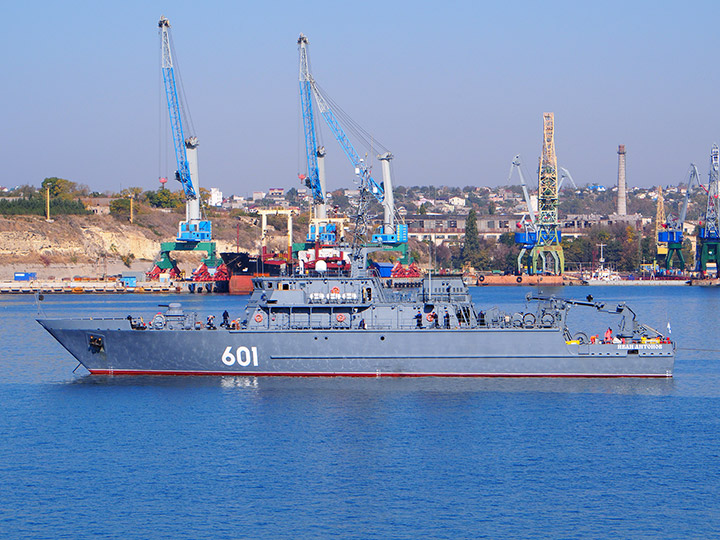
(681, 238, 694, 269)
(330, 189, 350, 212)
(109, 198, 131, 218)
(42, 177, 77, 200)
(121, 187, 143, 199)
(461, 209, 481, 267)
(435, 242, 452, 268)
(285, 187, 298, 203)
(14, 185, 38, 199)
(145, 189, 183, 209)
(640, 236, 656, 264)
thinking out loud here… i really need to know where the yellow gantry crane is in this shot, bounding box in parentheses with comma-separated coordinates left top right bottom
(530, 113, 564, 274)
(655, 186, 668, 256)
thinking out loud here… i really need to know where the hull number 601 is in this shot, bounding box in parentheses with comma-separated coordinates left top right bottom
(222, 346, 259, 367)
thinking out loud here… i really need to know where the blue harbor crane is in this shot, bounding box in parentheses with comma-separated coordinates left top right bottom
(508, 155, 538, 274)
(657, 163, 699, 270)
(297, 34, 408, 255)
(149, 16, 223, 284)
(696, 144, 720, 276)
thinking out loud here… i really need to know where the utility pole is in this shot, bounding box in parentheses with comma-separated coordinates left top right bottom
(45, 185, 53, 222)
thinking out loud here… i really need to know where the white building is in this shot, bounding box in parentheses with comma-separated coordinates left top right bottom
(449, 196, 466, 207)
(209, 187, 223, 207)
(252, 191, 266, 202)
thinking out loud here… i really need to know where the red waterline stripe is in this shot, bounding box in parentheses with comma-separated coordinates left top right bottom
(88, 369, 671, 378)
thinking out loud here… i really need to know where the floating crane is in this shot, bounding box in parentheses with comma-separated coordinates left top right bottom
(149, 16, 224, 286)
(696, 144, 720, 275)
(658, 164, 699, 270)
(297, 34, 407, 257)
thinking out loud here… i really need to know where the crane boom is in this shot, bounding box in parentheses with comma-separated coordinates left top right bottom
(537, 113, 559, 239)
(314, 92, 397, 237)
(297, 34, 323, 204)
(702, 143, 720, 239)
(679, 165, 699, 225)
(509, 155, 536, 227)
(311, 87, 384, 197)
(559, 167, 578, 190)
(159, 16, 196, 201)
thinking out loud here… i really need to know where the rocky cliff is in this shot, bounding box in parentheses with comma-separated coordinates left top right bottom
(0, 212, 297, 267)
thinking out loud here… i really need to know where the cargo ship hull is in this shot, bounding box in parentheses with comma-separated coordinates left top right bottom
(220, 252, 286, 295)
(38, 319, 674, 377)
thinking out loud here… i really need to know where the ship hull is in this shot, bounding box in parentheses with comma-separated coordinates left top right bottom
(38, 319, 675, 378)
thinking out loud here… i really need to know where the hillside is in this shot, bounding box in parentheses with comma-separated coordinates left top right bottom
(0, 210, 305, 278)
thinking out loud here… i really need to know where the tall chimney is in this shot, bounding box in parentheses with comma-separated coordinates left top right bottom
(617, 144, 627, 215)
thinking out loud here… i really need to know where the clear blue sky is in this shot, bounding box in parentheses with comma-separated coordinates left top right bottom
(3, 0, 720, 196)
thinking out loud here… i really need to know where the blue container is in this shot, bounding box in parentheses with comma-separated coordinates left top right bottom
(372, 262, 394, 278)
(13, 272, 36, 281)
(120, 276, 137, 287)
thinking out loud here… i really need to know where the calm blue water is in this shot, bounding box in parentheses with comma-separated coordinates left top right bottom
(1, 286, 719, 539)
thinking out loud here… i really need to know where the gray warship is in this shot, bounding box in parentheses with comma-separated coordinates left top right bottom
(38, 250, 675, 377)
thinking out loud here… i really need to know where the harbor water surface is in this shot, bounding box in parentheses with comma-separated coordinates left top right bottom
(1, 286, 719, 539)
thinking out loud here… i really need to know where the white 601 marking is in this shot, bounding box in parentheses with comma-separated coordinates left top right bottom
(222, 346, 259, 367)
